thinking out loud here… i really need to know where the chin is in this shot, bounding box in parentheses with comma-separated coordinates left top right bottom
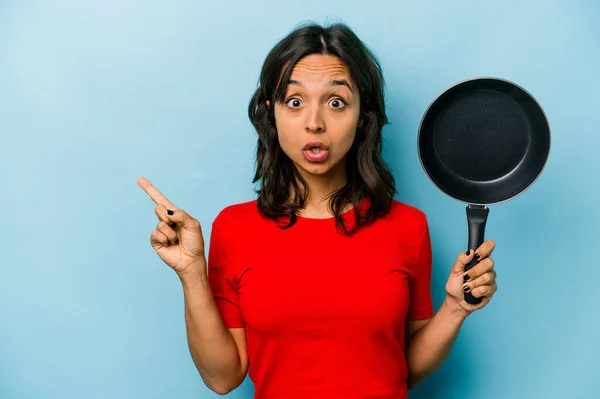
(296, 160, 338, 176)
(303, 165, 331, 175)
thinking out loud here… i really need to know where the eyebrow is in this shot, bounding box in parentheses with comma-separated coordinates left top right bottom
(288, 79, 353, 91)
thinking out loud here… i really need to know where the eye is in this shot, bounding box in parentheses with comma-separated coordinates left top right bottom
(329, 98, 347, 109)
(285, 98, 302, 108)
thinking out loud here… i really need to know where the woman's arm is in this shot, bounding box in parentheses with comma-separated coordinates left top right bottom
(405, 297, 467, 389)
(180, 267, 249, 395)
(406, 241, 498, 389)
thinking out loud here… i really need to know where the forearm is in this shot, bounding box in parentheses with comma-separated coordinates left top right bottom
(405, 296, 468, 389)
(178, 265, 244, 394)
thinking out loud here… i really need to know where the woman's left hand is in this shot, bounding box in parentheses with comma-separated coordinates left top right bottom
(445, 240, 498, 315)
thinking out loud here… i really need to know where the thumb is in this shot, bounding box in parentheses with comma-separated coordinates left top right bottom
(451, 249, 476, 275)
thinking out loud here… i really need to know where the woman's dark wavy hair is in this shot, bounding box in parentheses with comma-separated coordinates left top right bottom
(247, 22, 396, 236)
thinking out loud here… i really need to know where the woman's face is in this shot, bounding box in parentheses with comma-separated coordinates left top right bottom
(272, 54, 361, 179)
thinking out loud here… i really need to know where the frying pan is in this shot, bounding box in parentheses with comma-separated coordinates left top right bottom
(417, 77, 551, 304)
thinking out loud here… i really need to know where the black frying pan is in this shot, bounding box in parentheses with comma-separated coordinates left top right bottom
(417, 77, 551, 304)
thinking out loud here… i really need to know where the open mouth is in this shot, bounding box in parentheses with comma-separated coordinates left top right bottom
(303, 141, 329, 151)
(302, 142, 330, 162)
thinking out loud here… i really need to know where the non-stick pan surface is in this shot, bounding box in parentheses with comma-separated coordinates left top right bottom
(418, 77, 550, 206)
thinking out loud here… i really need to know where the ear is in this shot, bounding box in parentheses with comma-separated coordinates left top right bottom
(266, 100, 271, 108)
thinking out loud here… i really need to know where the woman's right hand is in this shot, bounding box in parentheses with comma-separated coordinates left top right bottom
(137, 177, 207, 278)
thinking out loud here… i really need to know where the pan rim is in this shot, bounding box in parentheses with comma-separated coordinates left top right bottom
(416, 76, 552, 206)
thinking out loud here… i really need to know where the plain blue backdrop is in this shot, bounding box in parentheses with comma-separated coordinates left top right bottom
(1, 1, 599, 398)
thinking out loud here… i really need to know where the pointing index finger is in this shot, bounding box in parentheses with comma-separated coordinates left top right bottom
(137, 177, 178, 210)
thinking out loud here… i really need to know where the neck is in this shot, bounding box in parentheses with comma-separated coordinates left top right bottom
(294, 164, 349, 218)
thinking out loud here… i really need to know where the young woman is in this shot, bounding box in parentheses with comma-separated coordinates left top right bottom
(137, 22, 497, 399)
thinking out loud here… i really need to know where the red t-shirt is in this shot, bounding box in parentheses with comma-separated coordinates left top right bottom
(207, 198, 434, 399)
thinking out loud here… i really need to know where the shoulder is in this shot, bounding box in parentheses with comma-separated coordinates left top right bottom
(385, 200, 432, 267)
(385, 199, 428, 227)
(212, 199, 260, 229)
(373, 198, 429, 243)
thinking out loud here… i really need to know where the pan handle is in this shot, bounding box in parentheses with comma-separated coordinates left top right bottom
(464, 205, 489, 305)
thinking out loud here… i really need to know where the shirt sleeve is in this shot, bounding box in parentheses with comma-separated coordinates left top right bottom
(407, 215, 434, 320)
(207, 213, 245, 328)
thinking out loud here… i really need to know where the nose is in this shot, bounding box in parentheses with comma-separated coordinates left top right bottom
(305, 106, 325, 133)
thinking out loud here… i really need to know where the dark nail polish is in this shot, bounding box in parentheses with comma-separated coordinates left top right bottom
(463, 274, 470, 282)
(463, 285, 470, 292)
(474, 253, 481, 260)
(170, 222, 176, 229)
(167, 209, 174, 215)
(466, 250, 471, 256)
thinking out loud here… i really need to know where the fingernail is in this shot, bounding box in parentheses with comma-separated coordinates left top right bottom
(170, 222, 176, 229)
(466, 250, 471, 256)
(167, 209, 174, 215)
(463, 285, 470, 292)
(474, 253, 481, 260)
(463, 274, 470, 282)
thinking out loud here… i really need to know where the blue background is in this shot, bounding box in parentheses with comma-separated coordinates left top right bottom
(1, 1, 598, 398)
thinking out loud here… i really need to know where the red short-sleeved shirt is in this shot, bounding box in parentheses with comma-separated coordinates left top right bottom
(207, 198, 434, 399)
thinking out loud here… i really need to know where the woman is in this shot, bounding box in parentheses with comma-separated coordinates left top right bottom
(137, 22, 497, 399)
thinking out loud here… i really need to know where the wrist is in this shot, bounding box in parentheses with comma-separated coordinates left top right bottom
(442, 295, 470, 321)
(177, 260, 209, 290)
